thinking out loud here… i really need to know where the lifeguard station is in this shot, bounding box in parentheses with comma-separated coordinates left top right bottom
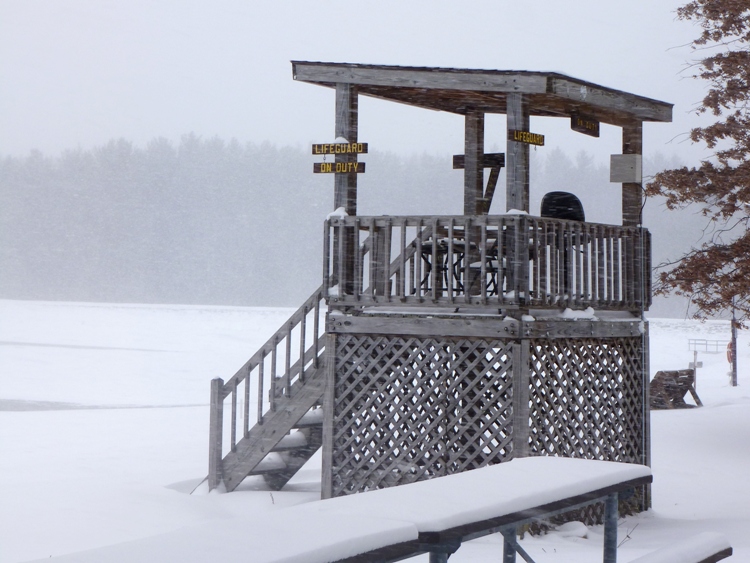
(204, 62, 672, 522)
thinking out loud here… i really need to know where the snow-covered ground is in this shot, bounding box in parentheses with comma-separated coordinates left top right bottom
(1, 299, 748, 562)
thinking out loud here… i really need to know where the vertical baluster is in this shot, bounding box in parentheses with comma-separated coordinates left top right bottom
(368, 219, 378, 301)
(400, 219, 407, 299)
(480, 217, 488, 305)
(257, 356, 265, 424)
(447, 218, 455, 303)
(354, 218, 362, 300)
(230, 382, 237, 452)
(463, 216, 471, 304)
(244, 366, 250, 438)
(647, 229, 652, 307)
(566, 221, 574, 307)
(597, 225, 605, 308)
(285, 324, 292, 397)
(299, 306, 307, 384)
(384, 217, 393, 302)
(531, 218, 540, 306)
(416, 219, 423, 300)
(431, 218, 438, 302)
(582, 224, 590, 306)
(613, 228, 621, 306)
(539, 219, 549, 306)
(270, 342, 277, 412)
(313, 296, 321, 368)
(498, 217, 505, 306)
(552, 220, 559, 305)
(408, 224, 416, 298)
(627, 228, 636, 308)
(571, 223, 584, 307)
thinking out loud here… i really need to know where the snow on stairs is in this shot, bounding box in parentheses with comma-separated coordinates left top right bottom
(249, 409, 324, 490)
(221, 384, 326, 492)
(203, 287, 328, 493)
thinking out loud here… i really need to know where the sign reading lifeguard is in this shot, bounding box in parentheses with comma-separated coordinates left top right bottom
(508, 129, 545, 146)
(314, 162, 366, 174)
(312, 142, 368, 155)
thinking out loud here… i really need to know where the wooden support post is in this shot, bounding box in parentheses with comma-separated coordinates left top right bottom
(506, 93, 530, 212)
(321, 333, 337, 500)
(604, 493, 619, 563)
(208, 377, 224, 491)
(334, 83, 359, 215)
(512, 341, 531, 458)
(622, 122, 643, 227)
(464, 111, 485, 216)
(334, 84, 358, 294)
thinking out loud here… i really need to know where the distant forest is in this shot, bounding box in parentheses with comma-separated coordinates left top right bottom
(1, 135, 694, 312)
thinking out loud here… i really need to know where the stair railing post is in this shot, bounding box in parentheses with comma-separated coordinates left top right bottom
(208, 377, 224, 490)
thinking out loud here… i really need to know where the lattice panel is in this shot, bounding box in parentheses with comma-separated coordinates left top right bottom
(331, 335, 515, 497)
(528, 337, 644, 464)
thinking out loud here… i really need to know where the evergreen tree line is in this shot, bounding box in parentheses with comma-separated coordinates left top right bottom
(0, 135, 688, 309)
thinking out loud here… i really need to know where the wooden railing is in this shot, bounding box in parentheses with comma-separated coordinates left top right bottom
(324, 215, 651, 311)
(208, 286, 326, 488)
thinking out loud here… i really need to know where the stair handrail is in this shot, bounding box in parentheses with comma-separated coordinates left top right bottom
(208, 285, 327, 490)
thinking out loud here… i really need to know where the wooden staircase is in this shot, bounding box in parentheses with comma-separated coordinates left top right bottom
(201, 227, 444, 494)
(203, 287, 327, 493)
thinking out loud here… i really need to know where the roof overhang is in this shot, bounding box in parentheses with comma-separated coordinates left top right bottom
(292, 61, 672, 126)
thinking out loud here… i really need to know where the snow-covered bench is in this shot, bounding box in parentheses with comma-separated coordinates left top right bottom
(628, 532, 732, 563)
(32, 456, 656, 563)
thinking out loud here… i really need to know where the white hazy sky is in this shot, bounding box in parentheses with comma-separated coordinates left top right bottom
(1, 0, 713, 164)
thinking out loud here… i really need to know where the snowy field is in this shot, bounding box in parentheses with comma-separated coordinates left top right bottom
(1, 299, 749, 562)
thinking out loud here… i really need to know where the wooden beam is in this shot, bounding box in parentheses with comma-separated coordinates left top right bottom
(622, 122, 643, 226)
(506, 93, 529, 212)
(294, 62, 549, 94)
(463, 111, 484, 215)
(334, 83, 359, 215)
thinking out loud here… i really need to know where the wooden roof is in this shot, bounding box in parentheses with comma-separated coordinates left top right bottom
(292, 61, 672, 126)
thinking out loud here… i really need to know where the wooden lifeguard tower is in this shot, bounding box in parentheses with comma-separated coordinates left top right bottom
(205, 62, 672, 518)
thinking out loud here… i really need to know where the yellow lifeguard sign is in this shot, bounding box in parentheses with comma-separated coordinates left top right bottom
(508, 129, 545, 146)
(312, 142, 367, 174)
(312, 142, 368, 155)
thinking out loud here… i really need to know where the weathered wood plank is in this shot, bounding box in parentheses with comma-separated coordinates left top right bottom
(463, 111, 484, 216)
(327, 313, 641, 339)
(506, 93, 530, 212)
(622, 122, 643, 227)
(208, 377, 224, 490)
(221, 364, 327, 492)
(293, 62, 549, 94)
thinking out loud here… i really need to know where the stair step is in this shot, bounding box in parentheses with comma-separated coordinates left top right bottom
(272, 431, 308, 452)
(295, 408, 324, 428)
(248, 452, 287, 475)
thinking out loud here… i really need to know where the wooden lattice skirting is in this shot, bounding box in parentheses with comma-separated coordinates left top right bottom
(322, 319, 648, 524)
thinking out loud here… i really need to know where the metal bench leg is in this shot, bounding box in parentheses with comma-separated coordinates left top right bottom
(503, 527, 517, 563)
(604, 493, 618, 563)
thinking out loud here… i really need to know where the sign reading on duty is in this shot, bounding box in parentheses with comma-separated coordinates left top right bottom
(313, 162, 366, 174)
(571, 114, 600, 137)
(508, 129, 545, 146)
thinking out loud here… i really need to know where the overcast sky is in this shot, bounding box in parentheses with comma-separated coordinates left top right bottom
(1, 0, 713, 165)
